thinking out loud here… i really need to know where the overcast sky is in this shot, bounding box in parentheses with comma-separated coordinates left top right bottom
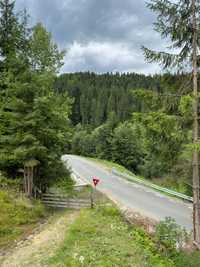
(15, 0, 166, 74)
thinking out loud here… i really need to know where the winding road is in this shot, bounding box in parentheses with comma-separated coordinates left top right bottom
(63, 155, 193, 230)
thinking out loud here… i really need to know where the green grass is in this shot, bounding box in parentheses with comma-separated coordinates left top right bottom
(47, 204, 175, 267)
(87, 157, 137, 177)
(0, 189, 47, 249)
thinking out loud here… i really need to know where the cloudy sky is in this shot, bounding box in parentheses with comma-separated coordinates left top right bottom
(15, 0, 166, 74)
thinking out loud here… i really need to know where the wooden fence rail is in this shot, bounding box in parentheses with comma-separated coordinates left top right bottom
(41, 193, 92, 209)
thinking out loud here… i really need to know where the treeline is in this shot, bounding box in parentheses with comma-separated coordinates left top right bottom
(0, 0, 71, 188)
(55, 72, 187, 128)
(55, 72, 162, 127)
(56, 72, 192, 192)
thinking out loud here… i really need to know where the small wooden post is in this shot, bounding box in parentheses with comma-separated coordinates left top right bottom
(90, 186, 94, 209)
(23, 159, 40, 198)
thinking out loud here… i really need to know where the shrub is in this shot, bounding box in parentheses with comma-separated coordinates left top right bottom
(0, 176, 21, 191)
(173, 251, 200, 267)
(155, 217, 190, 256)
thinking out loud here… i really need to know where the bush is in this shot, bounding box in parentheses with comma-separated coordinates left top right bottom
(71, 130, 96, 157)
(155, 217, 190, 256)
(98, 205, 121, 217)
(0, 176, 21, 191)
(173, 251, 200, 267)
(111, 122, 144, 172)
(133, 112, 184, 179)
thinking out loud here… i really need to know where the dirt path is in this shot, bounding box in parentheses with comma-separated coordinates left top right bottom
(0, 210, 79, 267)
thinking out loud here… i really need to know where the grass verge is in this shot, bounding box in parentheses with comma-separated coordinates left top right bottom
(0, 188, 47, 249)
(47, 204, 175, 267)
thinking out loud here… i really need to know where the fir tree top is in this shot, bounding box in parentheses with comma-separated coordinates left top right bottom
(142, 0, 200, 68)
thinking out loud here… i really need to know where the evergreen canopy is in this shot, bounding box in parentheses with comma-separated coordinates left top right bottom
(0, 0, 71, 187)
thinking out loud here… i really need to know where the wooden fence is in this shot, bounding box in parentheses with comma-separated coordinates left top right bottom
(42, 192, 92, 209)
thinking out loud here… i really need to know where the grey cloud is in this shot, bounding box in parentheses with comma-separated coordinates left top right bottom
(15, 0, 164, 74)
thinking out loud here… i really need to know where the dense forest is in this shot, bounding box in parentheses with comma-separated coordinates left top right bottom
(55, 72, 193, 193)
(55, 72, 162, 126)
(0, 0, 194, 196)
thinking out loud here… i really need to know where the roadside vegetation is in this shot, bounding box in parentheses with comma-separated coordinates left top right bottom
(1, 0, 200, 265)
(1, 177, 199, 267)
(48, 205, 173, 267)
(0, 177, 47, 249)
(58, 75, 193, 196)
(47, 204, 200, 267)
(87, 157, 190, 196)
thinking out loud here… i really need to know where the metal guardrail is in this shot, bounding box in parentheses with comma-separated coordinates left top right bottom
(111, 168, 193, 203)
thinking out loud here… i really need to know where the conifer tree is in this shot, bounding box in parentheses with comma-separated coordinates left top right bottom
(142, 0, 200, 246)
(0, 1, 71, 192)
(0, 0, 20, 68)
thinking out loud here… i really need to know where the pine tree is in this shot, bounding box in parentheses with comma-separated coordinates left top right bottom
(142, 0, 200, 247)
(0, 0, 20, 68)
(0, 1, 71, 194)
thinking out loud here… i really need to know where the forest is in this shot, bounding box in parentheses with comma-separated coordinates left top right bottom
(0, 0, 195, 197)
(55, 72, 193, 194)
(1, 0, 200, 265)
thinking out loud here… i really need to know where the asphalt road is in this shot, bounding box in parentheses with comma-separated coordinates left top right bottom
(63, 155, 193, 230)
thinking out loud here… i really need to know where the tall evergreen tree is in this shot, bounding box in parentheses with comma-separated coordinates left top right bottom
(0, 0, 16, 56)
(0, 1, 71, 193)
(142, 0, 200, 247)
(0, 0, 21, 70)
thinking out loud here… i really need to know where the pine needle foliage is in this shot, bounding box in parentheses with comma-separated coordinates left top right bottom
(142, 0, 200, 68)
(0, 0, 72, 187)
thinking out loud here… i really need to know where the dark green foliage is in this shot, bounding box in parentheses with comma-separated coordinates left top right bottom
(56, 70, 192, 181)
(0, 0, 18, 59)
(0, 1, 72, 188)
(133, 112, 184, 178)
(173, 251, 200, 267)
(72, 129, 96, 157)
(92, 122, 114, 160)
(55, 67, 193, 183)
(154, 217, 200, 266)
(142, 0, 200, 69)
(0, 1, 194, 192)
(71, 107, 185, 180)
(55, 72, 161, 127)
(111, 122, 144, 172)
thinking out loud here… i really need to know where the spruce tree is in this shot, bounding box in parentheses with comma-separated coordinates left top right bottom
(0, 0, 20, 68)
(0, 1, 71, 192)
(142, 0, 200, 247)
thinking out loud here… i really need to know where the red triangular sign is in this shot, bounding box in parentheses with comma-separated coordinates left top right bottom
(93, 177, 100, 187)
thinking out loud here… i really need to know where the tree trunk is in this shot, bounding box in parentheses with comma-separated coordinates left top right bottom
(192, 0, 200, 247)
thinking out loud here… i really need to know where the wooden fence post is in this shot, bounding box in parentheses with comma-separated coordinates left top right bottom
(90, 187, 94, 209)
